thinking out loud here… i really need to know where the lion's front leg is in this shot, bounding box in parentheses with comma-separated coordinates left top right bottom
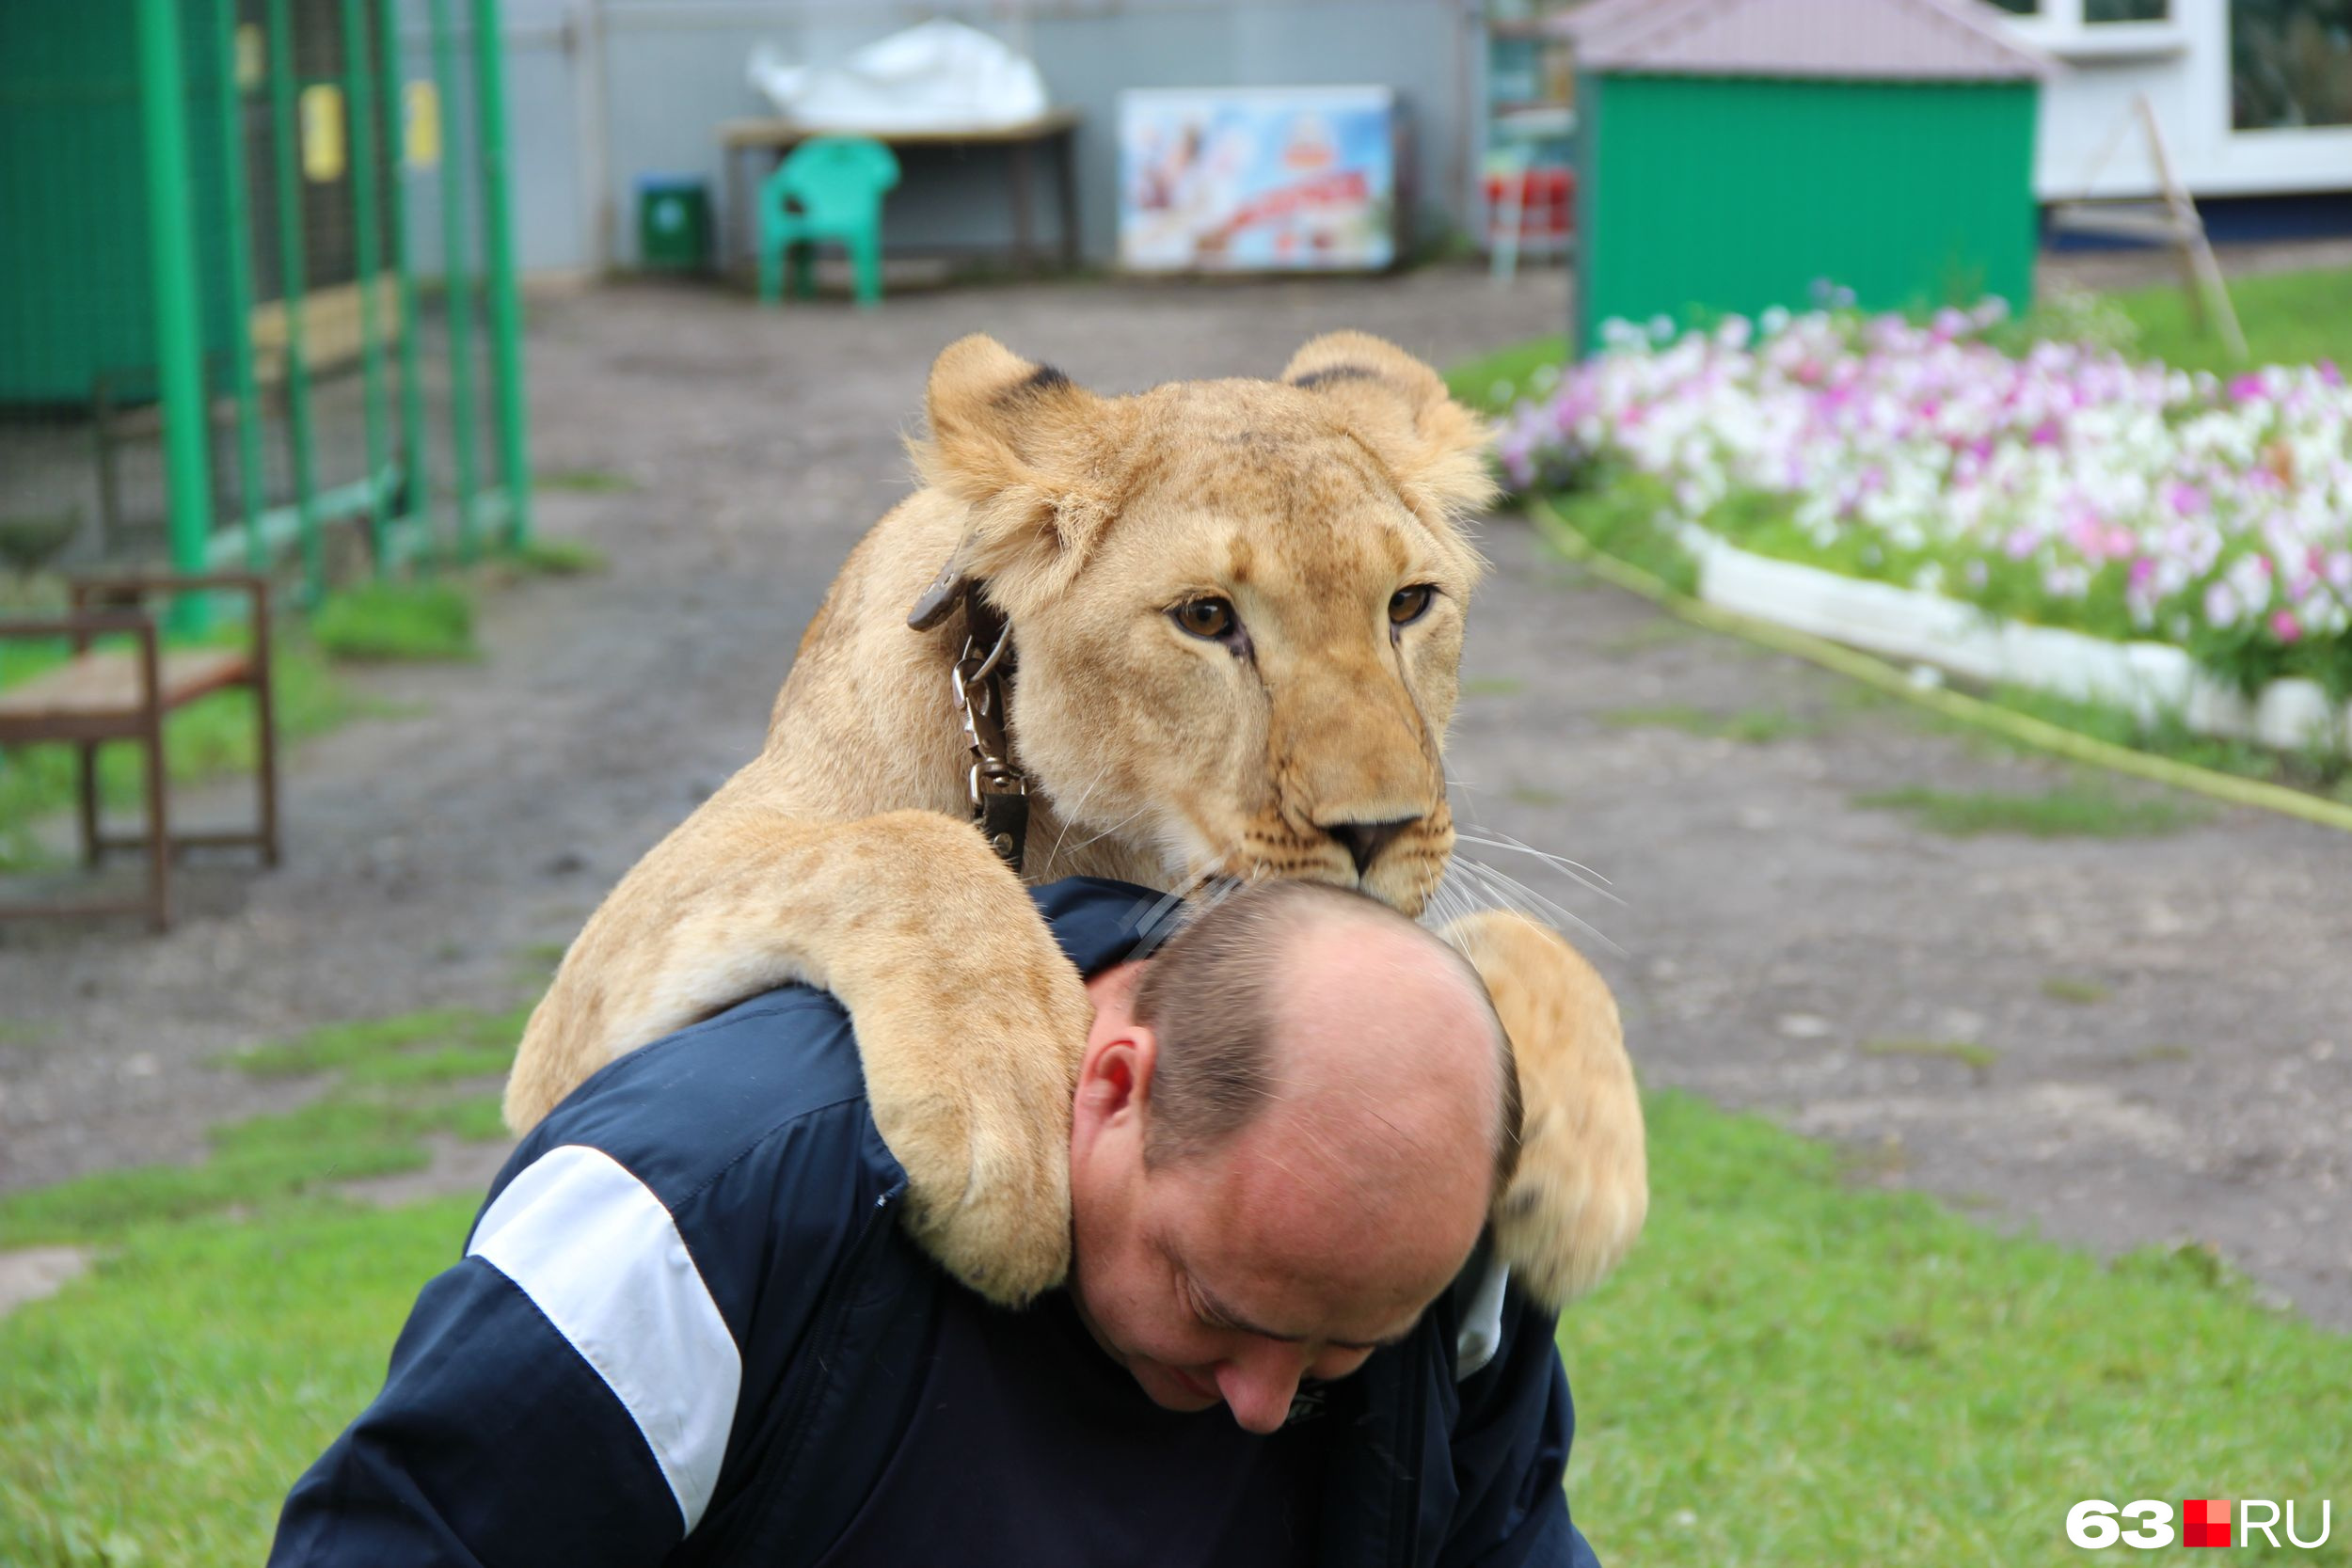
(507, 806, 1092, 1305)
(1443, 911, 1648, 1308)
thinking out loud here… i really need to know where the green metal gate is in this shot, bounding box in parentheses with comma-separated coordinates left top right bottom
(0, 0, 530, 609)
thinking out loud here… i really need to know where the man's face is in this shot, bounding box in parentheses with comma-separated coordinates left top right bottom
(1065, 950, 1495, 1435)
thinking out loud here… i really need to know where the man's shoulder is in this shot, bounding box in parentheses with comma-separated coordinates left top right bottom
(479, 875, 1166, 1239)
(492, 985, 890, 1226)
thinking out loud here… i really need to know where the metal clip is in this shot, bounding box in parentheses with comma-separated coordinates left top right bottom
(951, 616, 1025, 812)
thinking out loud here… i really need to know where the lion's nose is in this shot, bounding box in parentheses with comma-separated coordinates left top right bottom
(1323, 816, 1419, 876)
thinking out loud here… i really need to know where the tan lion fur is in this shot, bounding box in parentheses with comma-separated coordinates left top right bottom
(504, 331, 1646, 1307)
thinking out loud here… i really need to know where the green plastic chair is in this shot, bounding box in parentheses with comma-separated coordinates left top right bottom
(757, 137, 900, 309)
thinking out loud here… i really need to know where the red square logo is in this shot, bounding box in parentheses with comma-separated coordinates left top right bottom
(2184, 1498, 2233, 1548)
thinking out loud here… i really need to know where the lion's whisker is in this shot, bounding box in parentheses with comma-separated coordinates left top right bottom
(1057, 797, 1155, 864)
(1420, 875, 1474, 935)
(1451, 832, 1620, 904)
(1039, 760, 1116, 867)
(1448, 852, 1628, 959)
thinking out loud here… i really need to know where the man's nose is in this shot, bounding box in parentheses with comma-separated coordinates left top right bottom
(1214, 1344, 1308, 1434)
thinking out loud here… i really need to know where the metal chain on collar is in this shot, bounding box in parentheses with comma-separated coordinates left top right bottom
(949, 586, 1030, 872)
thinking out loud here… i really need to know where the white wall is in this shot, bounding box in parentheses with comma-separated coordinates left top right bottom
(453, 0, 1482, 276)
(1997, 0, 2352, 199)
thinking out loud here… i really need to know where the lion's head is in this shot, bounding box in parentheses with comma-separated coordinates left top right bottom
(909, 331, 1494, 916)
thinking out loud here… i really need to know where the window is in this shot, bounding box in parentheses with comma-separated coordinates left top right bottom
(1985, 0, 2039, 12)
(2087, 0, 2169, 20)
(2233, 0, 2352, 129)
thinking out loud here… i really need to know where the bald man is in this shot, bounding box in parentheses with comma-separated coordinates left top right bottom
(271, 878, 1598, 1568)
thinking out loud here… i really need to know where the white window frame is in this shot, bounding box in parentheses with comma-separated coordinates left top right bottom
(1997, 0, 2190, 61)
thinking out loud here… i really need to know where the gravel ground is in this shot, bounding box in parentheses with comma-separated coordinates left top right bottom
(2, 259, 2346, 1326)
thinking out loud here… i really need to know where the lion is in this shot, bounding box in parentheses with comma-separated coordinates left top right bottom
(503, 330, 1646, 1310)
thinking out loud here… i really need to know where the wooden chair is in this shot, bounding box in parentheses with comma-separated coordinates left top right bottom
(0, 573, 279, 931)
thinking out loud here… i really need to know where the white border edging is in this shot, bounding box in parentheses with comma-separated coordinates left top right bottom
(1677, 527, 2352, 754)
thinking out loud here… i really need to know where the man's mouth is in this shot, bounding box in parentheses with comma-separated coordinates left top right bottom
(1167, 1366, 1220, 1402)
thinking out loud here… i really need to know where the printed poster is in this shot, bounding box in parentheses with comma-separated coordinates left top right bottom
(1120, 87, 1400, 273)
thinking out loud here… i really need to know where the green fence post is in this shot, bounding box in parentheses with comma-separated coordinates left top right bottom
(380, 0, 430, 564)
(214, 0, 269, 576)
(343, 0, 392, 573)
(470, 0, 531, 548)
(135, 0, 215, 627)
(266, 0, 323, 604)
(428, 0, 483, 562)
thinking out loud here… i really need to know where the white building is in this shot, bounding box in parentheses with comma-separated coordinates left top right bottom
(1989, 0, 2352, 199)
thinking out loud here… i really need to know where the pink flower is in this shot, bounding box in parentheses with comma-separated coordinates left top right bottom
(2271, 610, 2303, 643)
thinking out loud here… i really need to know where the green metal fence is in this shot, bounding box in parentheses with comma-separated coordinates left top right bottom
(0, 0, 530, 610)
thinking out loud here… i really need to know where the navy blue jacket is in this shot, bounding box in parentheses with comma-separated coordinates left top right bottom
(271, 879, 1597, 1567)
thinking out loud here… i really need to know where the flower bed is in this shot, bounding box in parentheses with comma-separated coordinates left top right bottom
(1497, 304, 2352, 719)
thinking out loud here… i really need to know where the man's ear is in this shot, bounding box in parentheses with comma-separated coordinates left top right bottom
(1280, 331, 1497, 533)
(1073, 1022, 1158, 1146)
(907, 335, 1132, 626)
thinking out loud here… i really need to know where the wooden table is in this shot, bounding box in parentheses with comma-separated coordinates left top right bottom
(719, 110, 1082, 277)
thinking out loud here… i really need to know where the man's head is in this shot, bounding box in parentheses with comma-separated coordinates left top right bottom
(1067, 880, 1518, 1434)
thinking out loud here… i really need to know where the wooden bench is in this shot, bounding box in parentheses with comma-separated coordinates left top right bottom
(0, 573, 280, 931)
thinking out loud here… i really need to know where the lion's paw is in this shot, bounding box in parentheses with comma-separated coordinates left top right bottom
(856, 954, 1094, 1307)
(1443, 909, 1648, 1309)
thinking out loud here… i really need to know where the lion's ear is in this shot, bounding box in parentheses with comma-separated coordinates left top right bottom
(906, 335, 1127, 626)
(1281, 331, 1496, 525)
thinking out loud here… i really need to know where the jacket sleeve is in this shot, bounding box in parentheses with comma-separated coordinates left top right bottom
(268, 1075, 878, 1568)
(1438, 1277, 1602, 1568)
(266, 1250, 689, 1568)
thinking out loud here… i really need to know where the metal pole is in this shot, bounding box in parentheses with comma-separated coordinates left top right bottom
(380, 0, 431, 559)
(135, 0, 215, 623)
(344, 0, 393, 572)
(573, 0, 612, 276)
(429, 0, 484, 561)
(266, 0, 324, 603)
(214, 0, 270, 574)
(471, 0, 532, 547)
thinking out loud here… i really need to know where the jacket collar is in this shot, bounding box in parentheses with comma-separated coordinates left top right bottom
(1031, 877, 1189, 977)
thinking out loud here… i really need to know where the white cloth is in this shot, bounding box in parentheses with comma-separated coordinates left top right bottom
(747, 21, 1048, 132)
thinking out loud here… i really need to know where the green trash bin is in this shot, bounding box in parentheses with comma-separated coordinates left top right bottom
(636, 176, 713, 272)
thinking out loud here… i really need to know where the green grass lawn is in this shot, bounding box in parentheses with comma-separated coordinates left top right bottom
(1852, 780, 2209, 839)
(310, 580, 478, 662)
(0, 1002, 529, 1251)
(1445, 333, 1569, 415)
(1562, 1093, 2351, 1565)
(1, 1196, 474, 1568)
(1600, 703, 1820, 745)
(2102, 262, 2352, 376)
(3, 1085, 2344, 1565)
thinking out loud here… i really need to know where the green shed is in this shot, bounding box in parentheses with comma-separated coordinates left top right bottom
(1558, 0, 2053, 356)
(0, 0, 531, 603)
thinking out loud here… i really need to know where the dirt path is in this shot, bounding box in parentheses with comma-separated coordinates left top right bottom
(3, 266, 2346, 1327)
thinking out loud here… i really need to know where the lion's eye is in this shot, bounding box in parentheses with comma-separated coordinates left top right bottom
(1172, 597, 1237, 641)
(1389, 585, 1437, 626)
